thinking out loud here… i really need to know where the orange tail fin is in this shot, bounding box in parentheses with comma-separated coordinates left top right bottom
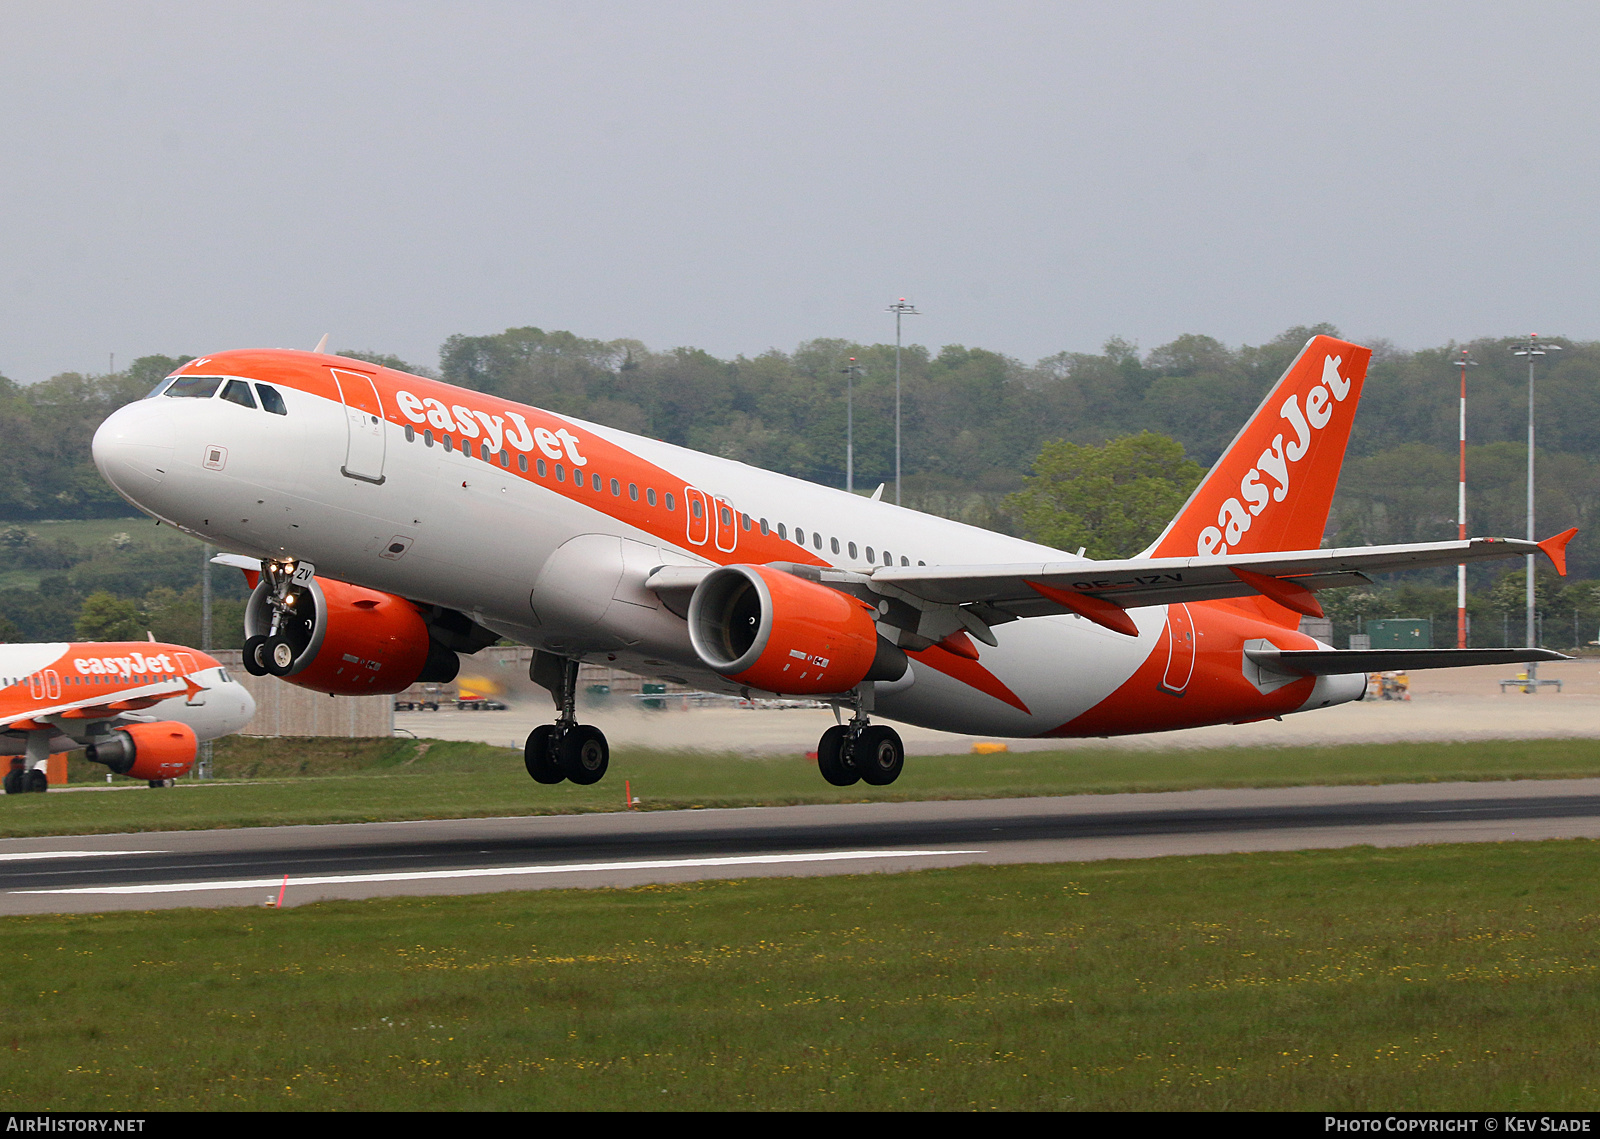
(1148, 334, 1371, 560)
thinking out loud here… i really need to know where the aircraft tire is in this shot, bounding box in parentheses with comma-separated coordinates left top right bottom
(524, 725, 565, 784)
(2, 768, 22, 795)
(856, 726, 905, 786)
(559, 725, 609, 785)
(816, 725, 859, 787)
(264, 636, 297, 677)
(243, 636, 270, 677)
(26, 770, 48, 793)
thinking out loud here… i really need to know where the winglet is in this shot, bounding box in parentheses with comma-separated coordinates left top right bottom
(1027, 581, 1139, 637)
(1539, 527, 1578, 577)
(1230, 567, 1325, 619)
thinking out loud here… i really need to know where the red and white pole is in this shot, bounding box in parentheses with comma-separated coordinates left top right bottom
(1456, 349, 1476, 649)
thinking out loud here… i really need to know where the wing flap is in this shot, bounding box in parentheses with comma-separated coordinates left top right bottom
(1248, 647, 1569, 676)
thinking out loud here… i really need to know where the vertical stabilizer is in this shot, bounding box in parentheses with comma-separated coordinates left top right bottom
(1148, 335, 1371, 559)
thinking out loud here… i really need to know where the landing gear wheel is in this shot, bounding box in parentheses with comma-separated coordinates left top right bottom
(816, 724, 859, 787)
(265, 636, 297, 676)
(243, 635, 269, 676)
(524, 725, 564, 784)
(856, 725, 905, 786)
(2, 768, 23, 795)
(26, 770, 48, 793)
(559, 725, 609, 785)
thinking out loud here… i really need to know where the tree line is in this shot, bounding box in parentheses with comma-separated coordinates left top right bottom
(1, 325, 1596, 647)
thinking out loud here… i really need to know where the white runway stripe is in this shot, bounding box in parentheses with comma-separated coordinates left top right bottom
(19, 848, 986, 895)
(0, 850, 165, 861)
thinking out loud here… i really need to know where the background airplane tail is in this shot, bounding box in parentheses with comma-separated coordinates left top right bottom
(1147, 334, 1371, 563)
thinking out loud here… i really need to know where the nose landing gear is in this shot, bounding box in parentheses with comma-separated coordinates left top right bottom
(522, 655, 610, 786)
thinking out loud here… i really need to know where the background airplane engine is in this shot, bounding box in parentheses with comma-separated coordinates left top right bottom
(687, 564, 905, 696)
(85, 721, 198, 781)
(243, 574, 459, 696)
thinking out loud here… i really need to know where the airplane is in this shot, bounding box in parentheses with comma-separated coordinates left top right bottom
(1, 641, 256, 792)
(89, 335, 1571, 789)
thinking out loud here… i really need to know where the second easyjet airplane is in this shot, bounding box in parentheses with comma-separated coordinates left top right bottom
(91, 335, 1570, 787)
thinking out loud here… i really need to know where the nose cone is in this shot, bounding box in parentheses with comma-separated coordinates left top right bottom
(220, 680, 257, 736)
(93, 401, 175, 503)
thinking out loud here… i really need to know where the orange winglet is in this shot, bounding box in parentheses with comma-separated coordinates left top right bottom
(1230, 567, 1325, 619)
(1538, 527, 1578, 577)
(107, 697, 162, 712)
(1026, 581, 1139, 637)
(935, 630, 982, 661)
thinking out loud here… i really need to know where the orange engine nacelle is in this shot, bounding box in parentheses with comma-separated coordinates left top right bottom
(687, 564, 905, 695)
(85, 721, 198, 781)
(244, 574, 459, 696)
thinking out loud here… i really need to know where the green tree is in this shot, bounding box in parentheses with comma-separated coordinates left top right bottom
(1005, 432, 1204, 558)
(74, 591, 144, 641)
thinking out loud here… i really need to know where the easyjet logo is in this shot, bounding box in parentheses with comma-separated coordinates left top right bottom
(394, 390, 589, 467)
(74, 652, 180, 678)
(1197, 355, 1353, 557)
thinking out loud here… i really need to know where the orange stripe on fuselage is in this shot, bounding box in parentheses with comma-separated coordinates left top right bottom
(173, 351, 831, 572)
(1043, 601, 1317, 737)
(908, 644, 1031, 715)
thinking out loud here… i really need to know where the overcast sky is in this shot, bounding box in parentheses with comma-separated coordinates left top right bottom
(2, 1, 1597, 383)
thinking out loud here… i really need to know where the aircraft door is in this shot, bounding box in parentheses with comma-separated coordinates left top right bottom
(331, 369, 387, 484)
(714, 498, 737, 554)
(1160, 603, 1196, 695)
(29, 671, 60, 701)
(684, 487, 709, 546)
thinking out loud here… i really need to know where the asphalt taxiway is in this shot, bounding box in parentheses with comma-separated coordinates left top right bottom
(3, 777, 1599, 914)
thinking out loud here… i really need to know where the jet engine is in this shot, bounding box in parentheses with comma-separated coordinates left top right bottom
(242, 573, 459, 696)
(687, 564, 906, 696)
(85, 721, 198, 781)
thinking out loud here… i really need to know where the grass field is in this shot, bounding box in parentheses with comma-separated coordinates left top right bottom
(2, 840, 1597, 1110)
(2, 735, 1596, 839)
(0, 516, 189, 592)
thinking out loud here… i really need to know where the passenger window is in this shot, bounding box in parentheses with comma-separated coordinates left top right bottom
(830, 537, 840, 554)
(692, 499, 703, 518)
(848, 542, 858, 559)
(480, 442, 491, 461)
(555, 463, 566, 482)
(404, 424, 415, 443)
(865, 547, 875, 561)
(629, 483, 639, 501)
(813, 532, 823, 550)
(518, 453, 527, 472)
(741, 513, 751, 531)
(760, 519, 770, 535)
(164, 375, 224, 399)
(220, 380, 256, 408)
(536, 459, 546, 477)
(882, 550, 892, 564)
(611, 478, 621, 496)
(255, 384, 288, 415)
(647, 488, 657, 506)
(424, 429, 434, 447)
(719, 506, 732, 526)
(665, 493, 675, 511)
(592, 473, 602, 491)
(900, 556, 909, 566)
(778, 523, 787, 540)
(794, 528, 804, 544)
(443, 436, 453, 453)
(500, 449, 510, 467)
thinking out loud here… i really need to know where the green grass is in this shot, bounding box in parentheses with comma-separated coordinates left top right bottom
(7, 735, 1600, 839)
(0, 517, 191, 591)
(4, 841, 1599, 1110)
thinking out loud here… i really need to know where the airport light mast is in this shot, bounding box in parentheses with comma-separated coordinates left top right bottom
(1454, 349, 1477, 649)
(1510, 334, 1560, 686)
(839, 357, 864, 494)
(887, 298, 919, 505)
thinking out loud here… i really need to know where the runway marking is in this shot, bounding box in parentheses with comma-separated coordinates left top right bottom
(0, 850, 165, 861)
(18, 848, 986, 895)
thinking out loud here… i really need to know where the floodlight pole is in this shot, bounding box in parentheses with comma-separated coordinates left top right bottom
(1454, 349, 1477, 649)
(839, 357, 864, 494)
(1510, 334, 1560, 686)
(886, 299, 919, 505)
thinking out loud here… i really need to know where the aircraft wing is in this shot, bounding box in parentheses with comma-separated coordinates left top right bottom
(865, 530, 1576, 638)
(1246, 647, 1569, 675)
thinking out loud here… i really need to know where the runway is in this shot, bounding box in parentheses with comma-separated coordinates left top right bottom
(4, 777, 1599, 914)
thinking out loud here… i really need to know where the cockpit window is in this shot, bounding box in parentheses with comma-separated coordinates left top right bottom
(255, 385, 287, 415)
(164, 375, 224, 399)
(220, 380, 257, 409)
(146, 377, 177, 398)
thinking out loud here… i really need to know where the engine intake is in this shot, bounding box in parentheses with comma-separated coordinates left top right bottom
(85, 722, 198, 781)
(244, 574, 459, 696)
(687, 564, 905, 695)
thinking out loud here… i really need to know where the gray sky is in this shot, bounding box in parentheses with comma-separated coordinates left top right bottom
(3, 1, 1598, 383)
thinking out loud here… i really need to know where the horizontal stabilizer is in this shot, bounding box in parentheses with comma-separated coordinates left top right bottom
(1247, 647, 1570, 676)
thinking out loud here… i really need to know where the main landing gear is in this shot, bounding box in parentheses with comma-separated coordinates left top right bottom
(3, 758, 48, 795)
(815, 697, 904, 787)
(523, 656, 609, 786)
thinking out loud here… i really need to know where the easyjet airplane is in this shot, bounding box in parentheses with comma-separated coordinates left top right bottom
(0, 642, 255, 792)
(90, 335, 1570, 788)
